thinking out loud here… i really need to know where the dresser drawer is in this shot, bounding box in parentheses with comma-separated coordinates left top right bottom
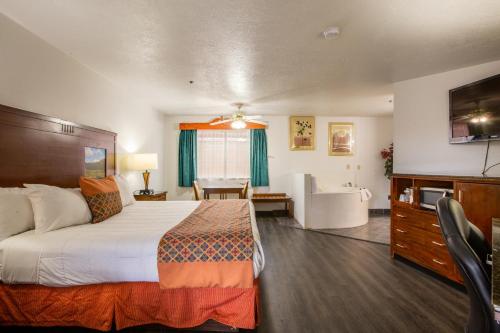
(393, 231, 457, 281)
(391, 204, 459, 283)
(393, 220, 451, 259)
(392, 206, 441, 234)
(392, 239, 417, 262)
(392, 219, 426, 247)
(424, 232, 450, 260)
(417, 243, 455, 278)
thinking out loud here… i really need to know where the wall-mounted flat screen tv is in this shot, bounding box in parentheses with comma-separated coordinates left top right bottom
(450, 74, 500, 143)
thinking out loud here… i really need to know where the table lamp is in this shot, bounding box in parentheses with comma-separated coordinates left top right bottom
(126, 153, 158, 195)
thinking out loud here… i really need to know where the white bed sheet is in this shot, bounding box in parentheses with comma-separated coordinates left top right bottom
(0, 201, 264, 287)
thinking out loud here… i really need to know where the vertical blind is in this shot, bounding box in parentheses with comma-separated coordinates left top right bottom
(197, 130, 250, 179)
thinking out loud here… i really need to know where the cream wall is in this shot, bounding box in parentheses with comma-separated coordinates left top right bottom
(0, 13, 164, 190)
(394, 60, 500, 177)
(164, 115, 393, 209)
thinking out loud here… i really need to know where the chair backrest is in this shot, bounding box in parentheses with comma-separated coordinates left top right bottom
(436, 197, 493, 333)
(241, 180, 249, 199)
(193, 180, 202, 201)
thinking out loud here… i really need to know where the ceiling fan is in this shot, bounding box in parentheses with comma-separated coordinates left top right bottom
(210, 103, 266, 129)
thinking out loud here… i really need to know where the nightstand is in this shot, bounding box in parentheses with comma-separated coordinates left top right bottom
(133, 191, 167, 201)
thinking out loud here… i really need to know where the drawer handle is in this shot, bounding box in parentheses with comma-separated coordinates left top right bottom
(432, 258, 446, 265)
(431, 223, 440, 228)
(431, 241, 446, 247)
(395, 243, 407, 249)
(396, 214, 406, 218)
(395, 228, 407, 233)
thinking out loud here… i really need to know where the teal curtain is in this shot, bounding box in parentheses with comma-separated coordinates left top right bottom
(178, 130, 197, 187)
(250, 129, 269, 187)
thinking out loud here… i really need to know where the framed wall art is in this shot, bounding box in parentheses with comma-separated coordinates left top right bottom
(328, 122, 354, 156)
(84, 147, 107, 178)
(289, 116, 315, 150)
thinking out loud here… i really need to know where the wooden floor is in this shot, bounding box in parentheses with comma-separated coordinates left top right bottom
(255, 217, 468, 333)
(6, 217, 468, 333)
(313, 215, 391, 245)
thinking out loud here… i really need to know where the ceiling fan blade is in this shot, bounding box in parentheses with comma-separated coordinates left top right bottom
(210, 119, 233, 125)
(244, 115, 262, 120)
(246, 119, 268, 125)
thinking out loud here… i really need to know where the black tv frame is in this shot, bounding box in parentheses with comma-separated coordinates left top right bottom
(449, 73, 500, 144)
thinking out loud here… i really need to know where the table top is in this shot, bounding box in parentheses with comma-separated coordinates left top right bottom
(492, 218, 500, 313)
(198, 179, 246, 189)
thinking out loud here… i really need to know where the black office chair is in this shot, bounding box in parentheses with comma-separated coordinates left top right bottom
(436, 197, 499, 333)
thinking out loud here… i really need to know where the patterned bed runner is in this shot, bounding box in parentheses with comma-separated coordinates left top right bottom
(157, 200, 254, 289)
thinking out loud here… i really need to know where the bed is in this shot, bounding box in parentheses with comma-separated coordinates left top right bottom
(0, 201, 264, 287)
(0, 104, 263, 331)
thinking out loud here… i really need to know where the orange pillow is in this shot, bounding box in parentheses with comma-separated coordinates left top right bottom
(79, 176, 123, 223)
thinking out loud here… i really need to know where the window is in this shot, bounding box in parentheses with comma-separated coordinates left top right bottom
(197, 130, 250, 179)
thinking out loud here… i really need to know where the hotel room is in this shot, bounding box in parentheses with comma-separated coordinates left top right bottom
(0, 1, 499, 332)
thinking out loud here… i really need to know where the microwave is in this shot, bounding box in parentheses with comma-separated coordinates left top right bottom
(419, 187, 454, 210)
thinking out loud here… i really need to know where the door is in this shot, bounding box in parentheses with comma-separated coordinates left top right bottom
(456, 182, 500, 244)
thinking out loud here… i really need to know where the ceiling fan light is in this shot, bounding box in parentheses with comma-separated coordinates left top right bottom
(231, 120, 246, 129)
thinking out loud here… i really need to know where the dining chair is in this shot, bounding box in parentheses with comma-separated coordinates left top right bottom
(436, 197, 499, 333)
(193, 180, 202, 201)
(241, 180, 249, 199)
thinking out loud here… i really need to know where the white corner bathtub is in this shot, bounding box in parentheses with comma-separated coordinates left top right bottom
(309, 187, 369, 229)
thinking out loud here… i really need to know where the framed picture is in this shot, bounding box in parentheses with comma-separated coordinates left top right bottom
(289, 116, 315, 150)
(84, 147, 106, 178)
(328, 122, 354, 156)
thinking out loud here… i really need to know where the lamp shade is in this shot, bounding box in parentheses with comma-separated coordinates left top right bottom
(126, 153, 158, 171)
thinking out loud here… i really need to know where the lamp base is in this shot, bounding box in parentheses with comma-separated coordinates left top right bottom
(139, 189, 154, 195)
(141, 170, 152, 195)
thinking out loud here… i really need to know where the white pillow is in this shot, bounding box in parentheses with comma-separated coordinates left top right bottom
(112, 175, 135, 207)
(26, 186, 92, 233)
(0, 188, 35, 241)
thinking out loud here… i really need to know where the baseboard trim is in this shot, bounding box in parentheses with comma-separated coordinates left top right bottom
(257, 209, 389, 217)
(369, 209, 391, 217)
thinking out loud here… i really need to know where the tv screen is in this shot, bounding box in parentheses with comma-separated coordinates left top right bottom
(449, 74, 500, 143)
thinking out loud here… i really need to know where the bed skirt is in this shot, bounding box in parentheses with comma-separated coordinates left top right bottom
(0, 280, 260, 331)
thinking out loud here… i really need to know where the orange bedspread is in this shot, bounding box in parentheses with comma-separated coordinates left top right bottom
(157, 200, 254, 289)
(0, 280, 259, 331)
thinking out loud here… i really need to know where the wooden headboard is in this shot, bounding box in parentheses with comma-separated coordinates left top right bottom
(0, 104, 116, 188)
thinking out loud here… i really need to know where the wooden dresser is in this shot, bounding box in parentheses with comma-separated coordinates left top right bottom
(391, 174, 500, 283)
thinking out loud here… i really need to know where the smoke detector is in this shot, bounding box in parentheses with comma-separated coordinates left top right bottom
(322, 26, 341, 39)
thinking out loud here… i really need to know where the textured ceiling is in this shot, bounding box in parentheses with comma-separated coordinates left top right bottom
(1, 0, 500, 116)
